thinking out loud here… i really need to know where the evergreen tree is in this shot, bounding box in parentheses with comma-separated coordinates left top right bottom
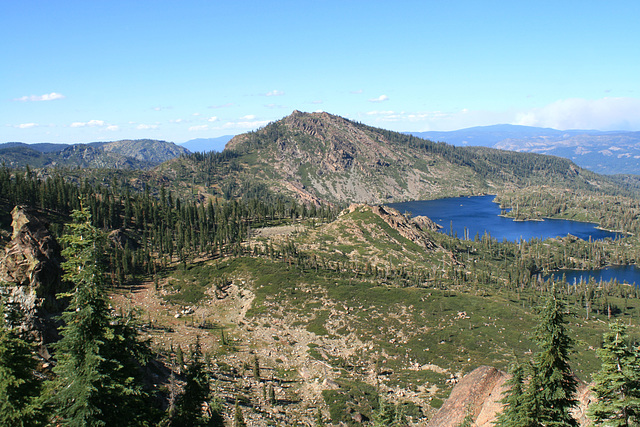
(171, 337, 223, 426)
(0, 300, 46, 426)
(372, 395, 407, 427)
(494, 362, 528, 427)
(48, 206, 151, 426)
(233, 399, 246, 427)
(527, 285, 578, 427)
(588, 321, 640, 426)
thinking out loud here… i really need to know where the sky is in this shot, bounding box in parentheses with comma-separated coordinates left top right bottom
(2, 0, 640, 144)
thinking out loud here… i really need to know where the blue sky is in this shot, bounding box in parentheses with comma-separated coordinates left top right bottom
(2, 0, 640, 144)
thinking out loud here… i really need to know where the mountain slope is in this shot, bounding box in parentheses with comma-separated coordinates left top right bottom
(0, 139, 189, 169)
(214, 111, 626, 204)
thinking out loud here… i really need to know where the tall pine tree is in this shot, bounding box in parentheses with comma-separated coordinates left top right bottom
(0, 299, 46, 426)
(494, 362, 528, 427)
(588, 321, 640, 427)
(528, 285, 578, 426)
(48, 206, 151, 426)
(169, 337, 223, 427)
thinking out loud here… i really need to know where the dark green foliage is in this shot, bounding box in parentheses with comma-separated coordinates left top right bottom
(48, 206, 151, 426)
(494, 362, 527, 427)
(233, 399, 246, 427)
(0, 301, 46, 426)
(170, 337, 222, 427)
(588, 321, 640, 426)
(372, 395, 408, 426)
(529, 286, 578, 426)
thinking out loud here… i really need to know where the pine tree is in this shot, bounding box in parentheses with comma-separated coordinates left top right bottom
(171, 337, 223, 426)
(233, 399, 246, 427)
(48, 206, 151, 426)
(527, 285, 578, 426)
(588, 321, 640, 426)
(0, 300, 46, 426)
(494, 362, 528, 427)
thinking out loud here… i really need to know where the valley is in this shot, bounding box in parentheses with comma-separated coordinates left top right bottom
(2, 111, 640, 425)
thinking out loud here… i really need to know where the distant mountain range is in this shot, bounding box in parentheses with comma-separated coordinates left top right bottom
(179, 135, 235, 152)
(409, 124, 640, 175)
(0, 139, 189, 169)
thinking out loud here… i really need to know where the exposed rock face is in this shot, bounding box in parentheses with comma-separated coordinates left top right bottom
(427, 366, 508, 427)
(428, 365, 594, 426)
(0, 206, 65, 347)
(344, 204, 441, 251)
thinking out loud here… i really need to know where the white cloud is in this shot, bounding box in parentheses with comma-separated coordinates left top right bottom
(106, 125, 119, 131)
(15, 92, 65, 102)
(136, 124, 158, 130)
(17, 123, 38, 129)
(207, 116, 219, 122)
(208, 103, 234, 109)
(515, 97, 640, 130)
(189, 125, 209, 131)
(369, 94, 389, 103)
(70, 120, 106, 128)
(265, 90, 284, 96)
(222, 120, 270, 129)
(170, 118, 184, 123)
(350, 89, 363, 94)
(241, 114, 256, 120)
(366, 110, 395, 116)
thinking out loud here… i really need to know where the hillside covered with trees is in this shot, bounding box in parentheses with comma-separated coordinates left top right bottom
(2, 111, 640, 425)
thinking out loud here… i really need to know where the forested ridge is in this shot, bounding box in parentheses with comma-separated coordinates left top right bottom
(3, 112, 640, 425)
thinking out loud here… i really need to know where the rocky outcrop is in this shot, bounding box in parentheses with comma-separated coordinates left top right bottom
(427, 366, 594, 426)
(427, 366, 508, 427)
(363, 204, 440, 250)
(0, 206, 65, 347)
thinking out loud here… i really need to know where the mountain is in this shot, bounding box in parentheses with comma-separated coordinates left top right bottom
(0, 139, 189, 169)
(409, 125, 640, 175)
(180, 135, 234, 152)
(198, 111, 624, 204)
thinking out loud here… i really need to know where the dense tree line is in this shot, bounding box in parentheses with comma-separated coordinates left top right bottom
(0, 164, 338, 286)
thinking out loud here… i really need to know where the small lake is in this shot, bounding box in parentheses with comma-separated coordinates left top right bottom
(550, 265, 640, 286)
(387, 195, 619, 243)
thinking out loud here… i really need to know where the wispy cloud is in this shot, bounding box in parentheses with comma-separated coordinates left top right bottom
(137, 124, 158, 130)
(16, 123, 38, 129)
(366, 110, 395, 116)
(222, 119, 270, 129)
(189, 125, 209, 131)
(350, 89, 363, 94)
(208, 103, 234, 109)
(369, 94, 389, 103)
(265, 90, 284, 97)
(515, 97, 640, 130)
(70, 120, 106, 128)
(15, 92, 65, 102)
(208, 116, 219, 122)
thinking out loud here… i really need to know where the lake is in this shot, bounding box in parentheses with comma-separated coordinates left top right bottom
(387, 194, 619, 243)
(387, 195, 639, 285)
(550, 265, 640, 286)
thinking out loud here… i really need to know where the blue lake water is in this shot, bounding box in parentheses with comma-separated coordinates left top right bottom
(550, 265, 640, 286)
(387, 195, 619, 243)
(387, 195, 639, 285)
